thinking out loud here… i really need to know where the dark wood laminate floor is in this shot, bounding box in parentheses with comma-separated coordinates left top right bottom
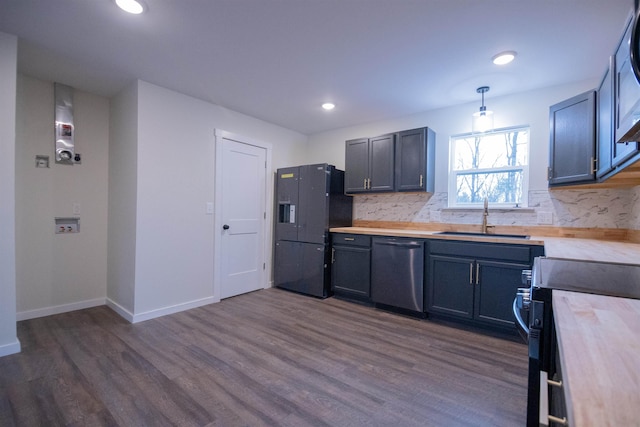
(0, 288, 529, 426)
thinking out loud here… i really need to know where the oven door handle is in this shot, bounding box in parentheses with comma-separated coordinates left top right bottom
(513, 297, 529, 336)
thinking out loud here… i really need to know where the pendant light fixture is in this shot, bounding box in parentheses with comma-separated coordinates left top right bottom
(472, 86, 494, 133)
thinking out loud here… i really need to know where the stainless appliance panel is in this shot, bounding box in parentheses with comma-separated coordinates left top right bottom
(533, 257, 640, 299)
(371, 237, 424, 312)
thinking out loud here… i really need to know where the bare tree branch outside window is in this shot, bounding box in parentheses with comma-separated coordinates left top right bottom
(451, 128, 529, 206)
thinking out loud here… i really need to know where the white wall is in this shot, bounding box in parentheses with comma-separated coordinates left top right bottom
(15, 75, 109, 320)
(306, 80, 597, 192)
(107, 81, 138, 317)
(110, 80, 307, 322)
(0, 32, 20, 356)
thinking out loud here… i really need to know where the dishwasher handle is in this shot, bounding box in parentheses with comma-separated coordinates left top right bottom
(375, 240, 422, 248)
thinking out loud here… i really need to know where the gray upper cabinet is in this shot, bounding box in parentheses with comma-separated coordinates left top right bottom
(369, 134, 396, 192)
(345, 133, 395, 193)
(548, 90, 596, 186)
(344, 138, 369, 193)
(345, 127, 436, 194)
(597, 57, 614, 179)
(395, 127, 436, 192)
(613, 15, 640, 167)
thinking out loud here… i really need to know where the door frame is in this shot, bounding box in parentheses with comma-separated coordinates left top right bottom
(213, 129, 273, 302)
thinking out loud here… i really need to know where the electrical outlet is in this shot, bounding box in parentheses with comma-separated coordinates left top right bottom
(430, 210, 441, 223)
(537, 211, 553, 225)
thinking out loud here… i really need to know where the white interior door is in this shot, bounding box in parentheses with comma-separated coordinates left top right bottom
(216, 134, 268, 299)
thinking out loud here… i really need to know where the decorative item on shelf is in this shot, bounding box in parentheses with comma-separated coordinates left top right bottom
(472, 86, 494, 133)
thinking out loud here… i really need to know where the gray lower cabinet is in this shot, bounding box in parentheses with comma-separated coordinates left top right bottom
(428, 254, 475, 319)
(427, 240, 544, 329)
(331, 234, 371, 299)
(371, 237, 424, 312)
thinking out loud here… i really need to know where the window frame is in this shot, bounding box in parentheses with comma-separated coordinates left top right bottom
(448, 126, 530, 208)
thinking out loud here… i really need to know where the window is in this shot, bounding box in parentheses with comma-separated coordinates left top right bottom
(448, 126, 529, 207)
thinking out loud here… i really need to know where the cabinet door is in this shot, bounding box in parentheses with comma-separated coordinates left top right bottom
(427, 254, 474, 319)
(597, 58, 614, 178)
(395, 128, 435, 192)
(396, 128, 425, 191)
(331, 245, 371, 297)
(345, 138, 369, 193)
(475, 260, 530, 328)
(548, 90, 596, 186)
(614, 15, 640, 157)
(368, 133, 395, 192)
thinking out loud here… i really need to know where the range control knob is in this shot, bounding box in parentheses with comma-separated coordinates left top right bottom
(521, 269, 532, 285)
(516, 287, 531, 310)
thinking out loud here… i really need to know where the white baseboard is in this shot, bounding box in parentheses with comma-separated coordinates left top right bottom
(16, 296, 218, 325)
(130, 296, 216, 323)
(105, 298, 135, 323)
(17, 297, 106, 321)
(0, 339, 21, 357)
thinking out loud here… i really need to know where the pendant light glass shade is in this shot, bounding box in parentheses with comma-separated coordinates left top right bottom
(472, 86, 494, 133)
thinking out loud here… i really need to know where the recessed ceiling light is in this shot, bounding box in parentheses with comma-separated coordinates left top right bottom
(322, 103, 335, 111)
(115, 0, 145, 14)
(492, 51, 517, 65)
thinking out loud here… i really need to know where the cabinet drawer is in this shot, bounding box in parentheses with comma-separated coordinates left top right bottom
(331, 233, 371, 247)
(429, 240, 531, 263)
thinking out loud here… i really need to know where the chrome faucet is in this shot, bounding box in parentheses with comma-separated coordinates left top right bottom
(481, 198, 490, 234)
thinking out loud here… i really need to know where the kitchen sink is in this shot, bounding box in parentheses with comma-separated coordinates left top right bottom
(435, 231, 530, 239)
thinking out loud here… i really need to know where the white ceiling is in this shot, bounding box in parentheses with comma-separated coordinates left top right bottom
(0, 0, 634, 135)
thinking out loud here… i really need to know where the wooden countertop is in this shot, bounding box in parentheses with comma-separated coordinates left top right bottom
(553, 291, 640, 426)
(330, 227, 640, 265)
(330, 226, 545, 245)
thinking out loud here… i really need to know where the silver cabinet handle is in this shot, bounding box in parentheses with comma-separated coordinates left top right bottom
(469, 262, 474, 285)
(548, 379, 563, 388)
(475, 263, 480, 285)
(548, 415, 568, 426)
(331, 248, 335, 264)
(344, 237, 355, 241)
(419, 174, 423, 187)
(363, 178, 367, 189)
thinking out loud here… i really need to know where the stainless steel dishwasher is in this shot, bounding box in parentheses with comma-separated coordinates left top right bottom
(371, 237, 424, 312)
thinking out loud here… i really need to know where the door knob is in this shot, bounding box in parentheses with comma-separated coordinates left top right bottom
(223, 224, 230, 230)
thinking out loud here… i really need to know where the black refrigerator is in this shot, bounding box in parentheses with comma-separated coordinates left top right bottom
(274, 164, 352, 297)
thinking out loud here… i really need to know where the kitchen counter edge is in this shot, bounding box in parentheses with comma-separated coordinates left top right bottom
(330, 227, 640, 265)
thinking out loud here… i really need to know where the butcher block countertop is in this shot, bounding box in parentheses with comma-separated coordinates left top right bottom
(553, 291, 640, 427)
(330, 227, 640, 265)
